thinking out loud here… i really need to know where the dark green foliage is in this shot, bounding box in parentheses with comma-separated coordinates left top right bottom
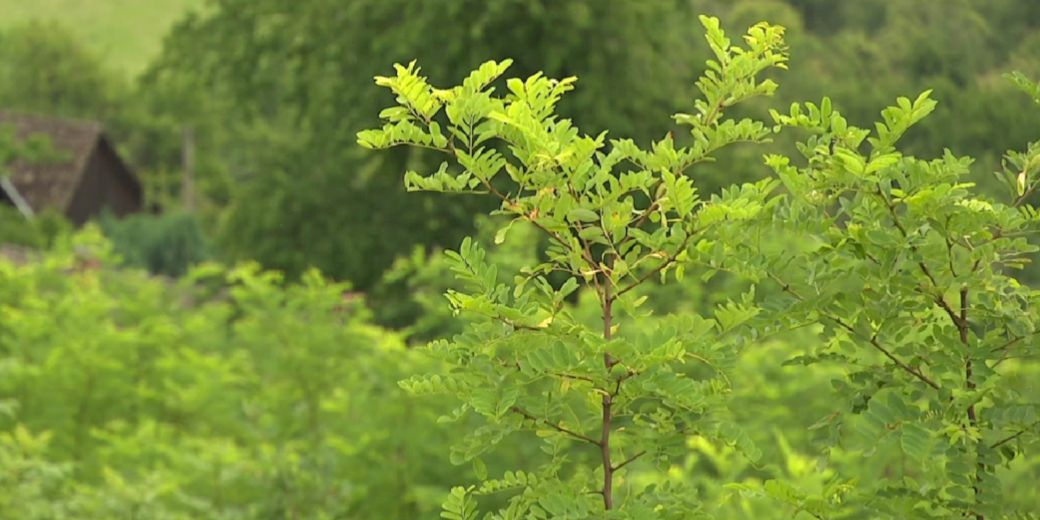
(0, 20, 127, 120)
(0, 207, 70, 249)
(6, 1, 1040, 291)
(371, 216, 542, 344)
(147, 0, 703, 287)
(100, 211, 209, 277)
(0, 205, 42, 247)
(0, 123, 73, 249)
(142, 0, 1040, 289)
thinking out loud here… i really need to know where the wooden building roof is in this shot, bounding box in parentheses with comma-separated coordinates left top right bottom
(0, 111, 141, 220)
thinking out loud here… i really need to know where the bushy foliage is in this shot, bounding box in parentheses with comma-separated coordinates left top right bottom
(0, 20, 127, 120)
(0, 207, 70, 250)
(361, 16, 1040, 518)
(0, 205, 43, 248)
(2, 5, 1039, 519)
(1, 122, 73, 249)
(100, 210, 209, 277)
(718, 79, 1040, 517)
(0, 228, 522, 518)
(146, 0, 707, 287)
(360, 16, 794, 517)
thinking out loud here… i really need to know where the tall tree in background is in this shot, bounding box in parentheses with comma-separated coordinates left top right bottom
(146, 0, 1040, 288)
(147, 0, 703, 288)
(0, 21, 127, 120)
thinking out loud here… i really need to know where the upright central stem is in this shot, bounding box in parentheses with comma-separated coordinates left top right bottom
(601, 285, 615, 510)
(961, 288, 983, 520)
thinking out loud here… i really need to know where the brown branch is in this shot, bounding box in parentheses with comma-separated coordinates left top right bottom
(853, 322, 941, 391)
(768, 273, 941, 391)
(629, 198, 660, 230)
(877, 186, 964, 329)
(945, 236, 960, 278)
(600, 391, 614, 508)
(550, 372, 596, 384)
(611, 450, 647, 472)
(501, 360, 597, 386)
(476, 177, 601, 276)
(991, 331, 1038, 353)
(377, 141, 455, 155)
(600, 273, 615, 510)
(610, 368, 639, 397)
(511, 407, 600, 446)
(571, 218, 604, 296)
(990, 421, 1040, 449)
(614, 233, 694, 298)
(959, 288, 984, 520)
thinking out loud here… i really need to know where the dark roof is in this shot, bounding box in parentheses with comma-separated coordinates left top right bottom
(0, 111, 138, 214)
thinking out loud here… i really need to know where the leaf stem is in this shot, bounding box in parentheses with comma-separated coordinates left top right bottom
(615, 233, 694, 298)
(768, 273, 941, 391)
(990, 421, 1040, 449)
(511, 407, 600, 446)
(611, 450, 647, 472)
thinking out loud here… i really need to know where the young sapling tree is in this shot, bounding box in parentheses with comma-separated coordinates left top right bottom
(360, 16, 787, 518)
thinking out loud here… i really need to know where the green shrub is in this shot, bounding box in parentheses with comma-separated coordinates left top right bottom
(360, 14, 1040, 518)
(100, 210, 208, 277)
(0, 229, 516, 518)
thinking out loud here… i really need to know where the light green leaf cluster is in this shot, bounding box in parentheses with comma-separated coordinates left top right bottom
(360, 13, 1040, 519)
(0, 234, 489, 518)
(1006, 71, 1040, 105)
(362, 15, 789, 517)
(733, 72, 1040, 517)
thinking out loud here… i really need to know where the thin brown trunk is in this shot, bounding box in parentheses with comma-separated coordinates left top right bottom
(601, 285, 615, 510)
(961, 288, 983, 520)
(73, 372, 95, 460)
(181, 126, 196, 211)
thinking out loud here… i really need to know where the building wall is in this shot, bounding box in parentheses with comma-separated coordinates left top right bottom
(65, 141, 141, 225)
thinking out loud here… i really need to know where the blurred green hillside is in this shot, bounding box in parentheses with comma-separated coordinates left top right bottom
(0, 0, 204, 76)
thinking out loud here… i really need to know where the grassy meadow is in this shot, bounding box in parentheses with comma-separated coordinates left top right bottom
(0, 0, 204, 76)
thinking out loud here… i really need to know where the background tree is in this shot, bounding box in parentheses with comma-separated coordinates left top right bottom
(712, 75, 1040, 517)
(0, 21, 127, 120)
(146, 0, 705, 288)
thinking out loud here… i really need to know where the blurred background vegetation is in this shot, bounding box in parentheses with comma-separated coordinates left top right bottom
(2, 0, 1038, 288)
(0, 0, 1038, 517)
